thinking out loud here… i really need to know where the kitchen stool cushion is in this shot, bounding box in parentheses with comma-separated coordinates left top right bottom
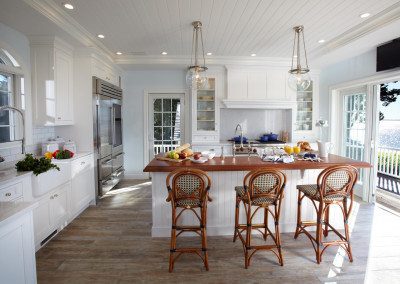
(297, 184, 347, 202)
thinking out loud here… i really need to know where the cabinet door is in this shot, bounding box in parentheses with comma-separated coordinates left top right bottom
(55, 48, 73, 124)
(71, 156, 94, 216)
(50, 183, 69, 228)
(0, 213, 36, 284)
(33, 197, 51, 245)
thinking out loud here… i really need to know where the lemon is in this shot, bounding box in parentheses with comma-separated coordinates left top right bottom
(173, 154, 179, 160)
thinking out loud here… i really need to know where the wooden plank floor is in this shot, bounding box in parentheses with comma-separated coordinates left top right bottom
(36, 180, 400, 283)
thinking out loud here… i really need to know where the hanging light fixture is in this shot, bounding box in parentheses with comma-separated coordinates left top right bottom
(186, 21, 208, 88)
(288, 25, 311, 91)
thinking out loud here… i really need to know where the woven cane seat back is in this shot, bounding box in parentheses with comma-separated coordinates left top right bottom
(167, 169, 211, 208)
(241, 170, 286, 205)
(317, 165, 358, 200)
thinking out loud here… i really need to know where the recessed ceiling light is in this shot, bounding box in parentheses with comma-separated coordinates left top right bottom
(360, 13, 370, 18)
(318, 39, 325, 43)
(116, 52, 122, 55)
(206, 52, 212, 56)
(63, 2, 74, 10)
(251, 53, 256, 57)
(97, 34, 105, 39)
(161, 51, 168, 55)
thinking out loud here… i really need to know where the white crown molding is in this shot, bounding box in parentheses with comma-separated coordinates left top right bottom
(310, 1, 400, 59)
(23, 0, 114, 61)
(115, 55, 292, 68)
(222, 99, 296, 109)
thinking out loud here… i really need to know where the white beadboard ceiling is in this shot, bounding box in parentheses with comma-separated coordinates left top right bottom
(49, 0, 400, 58)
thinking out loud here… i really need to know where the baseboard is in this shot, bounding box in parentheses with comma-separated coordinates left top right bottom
(123, 171, 149, 180)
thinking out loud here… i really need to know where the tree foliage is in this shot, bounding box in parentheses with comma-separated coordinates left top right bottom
(380, 81, 400, 120)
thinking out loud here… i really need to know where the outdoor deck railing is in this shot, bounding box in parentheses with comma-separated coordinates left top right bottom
(153, 144, 179, 155)
(377, 146, 400, 179)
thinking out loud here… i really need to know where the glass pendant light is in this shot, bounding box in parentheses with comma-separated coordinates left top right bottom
(288, 26, 311, 91)
(186, 21, 208, 89)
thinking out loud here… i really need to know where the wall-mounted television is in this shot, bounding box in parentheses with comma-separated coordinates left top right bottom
(377, 37, 400, 72)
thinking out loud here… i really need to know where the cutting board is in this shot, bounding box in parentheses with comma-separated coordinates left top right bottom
(156, 156, 190, 163)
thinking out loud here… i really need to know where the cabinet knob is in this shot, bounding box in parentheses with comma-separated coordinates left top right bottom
(5, 192, 11, 197)
(50, 196, 54, 200)
(58, 117, 61, 120)
(54, 194, 58, 198)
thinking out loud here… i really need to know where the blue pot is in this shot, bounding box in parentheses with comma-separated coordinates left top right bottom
(259, 135, 269, 142)
(266, 133, 278, 141)
(233, 136, 247, 143)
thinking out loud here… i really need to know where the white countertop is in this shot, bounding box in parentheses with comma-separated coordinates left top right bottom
(0, 201, 38, 226)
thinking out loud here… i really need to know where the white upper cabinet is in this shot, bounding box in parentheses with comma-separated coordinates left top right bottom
(92, 57, 120, 86)
(224, 66, 296, 108)
(31, 37, 74, 126)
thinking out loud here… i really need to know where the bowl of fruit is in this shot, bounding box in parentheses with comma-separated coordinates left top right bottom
(190, 153, 208, 163)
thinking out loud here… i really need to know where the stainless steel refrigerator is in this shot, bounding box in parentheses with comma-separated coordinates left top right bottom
(93, 77, 124, 197)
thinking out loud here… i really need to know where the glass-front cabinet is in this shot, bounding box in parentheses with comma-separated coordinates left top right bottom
(295, 82, 313, 131)
(191, 75, 220, 143)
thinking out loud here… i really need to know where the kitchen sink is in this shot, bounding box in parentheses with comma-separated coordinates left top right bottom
(32, 162, 71, 197)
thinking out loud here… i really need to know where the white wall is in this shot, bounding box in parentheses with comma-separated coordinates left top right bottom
(122, 69, 186, 177)
(319, 49, 377, 139)
(220, 108, 291, 141)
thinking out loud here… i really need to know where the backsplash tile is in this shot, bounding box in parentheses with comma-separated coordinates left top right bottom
(0, 126, 55, 163)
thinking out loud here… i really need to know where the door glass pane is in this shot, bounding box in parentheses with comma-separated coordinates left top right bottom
(0, 73, 13, 143)
(151, 96, 183, 155)
(342, 92, 367, 181)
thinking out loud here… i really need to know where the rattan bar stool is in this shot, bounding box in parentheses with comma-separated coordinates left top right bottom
(233, 169, 286, 268)
(294, 165, 358, 264)
(166, 168, 212, 272)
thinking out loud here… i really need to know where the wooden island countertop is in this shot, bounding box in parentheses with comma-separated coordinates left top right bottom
(143, 154, 371, 172)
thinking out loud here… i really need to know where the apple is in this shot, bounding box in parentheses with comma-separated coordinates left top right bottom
(193, 153, 201, 160)
(179, 152, 187, 159)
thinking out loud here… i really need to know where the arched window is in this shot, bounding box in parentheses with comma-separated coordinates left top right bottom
(0, 48, 24, 143)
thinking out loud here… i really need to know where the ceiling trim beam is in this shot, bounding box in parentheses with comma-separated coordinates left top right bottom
(310, 1, 400, 59)
(23, 0, 114, 61)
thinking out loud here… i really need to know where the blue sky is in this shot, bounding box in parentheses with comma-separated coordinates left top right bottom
(380, 81, 400, 120)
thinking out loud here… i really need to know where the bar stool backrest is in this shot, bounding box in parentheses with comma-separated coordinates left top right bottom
(244, 169, 286, 201)
(166, 169, 211, 207)
(317, 165, 358, 199)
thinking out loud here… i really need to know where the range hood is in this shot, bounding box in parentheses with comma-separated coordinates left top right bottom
(224, 66, 297, 109)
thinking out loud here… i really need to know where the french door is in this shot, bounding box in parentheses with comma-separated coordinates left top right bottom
(338, 86, 375, 201)
(148, 93, 185, 161)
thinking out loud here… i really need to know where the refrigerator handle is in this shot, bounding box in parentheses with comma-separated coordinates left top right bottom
(111, 104, 115, 147)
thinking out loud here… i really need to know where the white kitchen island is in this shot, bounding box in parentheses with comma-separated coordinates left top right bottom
(144, 155, 370, 237)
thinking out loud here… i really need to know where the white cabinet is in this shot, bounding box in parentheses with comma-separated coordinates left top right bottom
(70, 154, 95, 219)
(32, 182, 70, 249)
(191, 70, 223, 143)
(31, 37, 74, 126)
(92, 58, 119, 86)
(0, 209, 37, 284)
(225, 66, 296, 108)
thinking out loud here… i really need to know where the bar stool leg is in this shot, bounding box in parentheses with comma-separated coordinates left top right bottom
(343, 198, 353, 262)
(245, 203, 252, 269)
(233, 196, 240, 242)
(264, 207, 269, 241)
(316, 203, 324, 264)
(201, 207, 210, 271)
(323, 205, 330, 237)
(274, 205, 284, 266)
(294, 191, 302, 239)
(169, 209, 177, 273)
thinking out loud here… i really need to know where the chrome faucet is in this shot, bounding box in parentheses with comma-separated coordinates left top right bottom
(0, 106, 25, 155)
(234, 124, 244, 148)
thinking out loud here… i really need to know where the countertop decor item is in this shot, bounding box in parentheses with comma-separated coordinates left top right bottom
(186, 21, 208, 88)
(288, 25, 311, 91)
(15, 154, 60, 176)
(53, 149, 74, 159)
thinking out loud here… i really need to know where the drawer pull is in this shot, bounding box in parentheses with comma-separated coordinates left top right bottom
(81, 161, 86, 165)
(50, 196, 54, 200)
(5, 192, 11, 197)
(54, 194, 58, 198)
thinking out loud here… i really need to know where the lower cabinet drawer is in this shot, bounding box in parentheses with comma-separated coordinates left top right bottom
(0, 182, 23, 202)
(71, 154, 94, 176)
(193, 135, 218, 142)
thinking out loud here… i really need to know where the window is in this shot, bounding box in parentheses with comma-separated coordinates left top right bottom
(0, 48, 23, 143)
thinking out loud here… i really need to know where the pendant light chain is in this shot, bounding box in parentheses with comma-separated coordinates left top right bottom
(302, 29, 309, 70)
(186, 21, 208, 87)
